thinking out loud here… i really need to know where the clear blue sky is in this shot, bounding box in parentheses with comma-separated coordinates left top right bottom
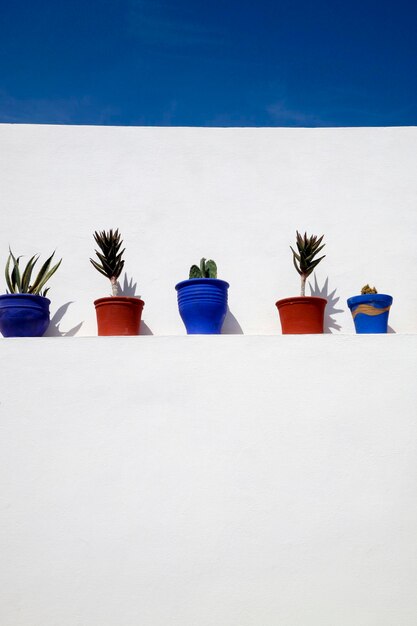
(0, 0, 416, 126)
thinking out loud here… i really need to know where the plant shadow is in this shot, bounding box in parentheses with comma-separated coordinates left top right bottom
(222, 308, 244, 334)
(117, 273, 140, 297)
(118, 273, 154, 335)
(140, 321, 153, 335)
(45, 302, 83, 337)
(309, 275, 344, 333)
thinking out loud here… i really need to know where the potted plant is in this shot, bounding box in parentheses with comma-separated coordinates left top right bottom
(175, 258, 229, 334)
(0, 249, 61, 337)
(276, 231, 327, 334)
(347, 284, 393, 334)
(91, 229, 144, 336)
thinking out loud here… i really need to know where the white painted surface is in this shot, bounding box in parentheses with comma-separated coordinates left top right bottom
(1, 125, 417, 624)
(0, 124, 416, 335)
(1, 335, 417, 626)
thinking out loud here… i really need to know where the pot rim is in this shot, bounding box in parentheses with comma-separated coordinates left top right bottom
(94, 296, 145, 306)
(347, 294, 393, 308)
(0, 292, 51, 304)
(175, 278, 229, 291)
(276, 296, 327, 308)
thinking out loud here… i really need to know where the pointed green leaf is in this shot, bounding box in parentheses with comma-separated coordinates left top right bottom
(290, 246, 301, 262)
(31, 259, 62, 295)
(304, 244, 326, 264)
(21, 255, 39, 293)
(292, 255, 302, 275)
(30, 251, 55, 292)
(5, 253, 14, 293)
(90, 259, 110, 278)
(10, 253, 22, 292)
(305, 255, 326, 276)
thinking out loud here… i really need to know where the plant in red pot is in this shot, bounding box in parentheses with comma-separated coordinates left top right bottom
(91, 229, 144, 336)
(276, 231, 327, 334)
(0, 248, 61, 337)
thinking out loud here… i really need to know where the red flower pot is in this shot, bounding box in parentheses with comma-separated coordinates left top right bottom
(276, 296, 327, 334)
(94, 297, 144, 336)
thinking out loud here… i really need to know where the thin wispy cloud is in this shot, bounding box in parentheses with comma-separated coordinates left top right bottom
(127, 0, 223, 49)
(0, 92, 119, 125)
(266, 101, 329, 127)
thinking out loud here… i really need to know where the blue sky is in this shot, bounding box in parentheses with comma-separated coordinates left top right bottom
(0, 0, 416, 126)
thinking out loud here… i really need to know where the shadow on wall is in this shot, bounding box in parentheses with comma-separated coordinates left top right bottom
(222, 308, 243, 334)
(309, 275, 343, 333)
(141, 322, 153, 335)
(118, 274, 139, 297)
(119, 273, 154, 335)
(45, 302, 83, 337)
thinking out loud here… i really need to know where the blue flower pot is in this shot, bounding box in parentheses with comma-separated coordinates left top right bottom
(175, 278, 229, 334)
(0, 294, 51, 337)
(347, 293, 393, 334)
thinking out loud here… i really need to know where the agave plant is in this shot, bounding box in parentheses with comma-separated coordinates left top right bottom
(5, 249, 61, 297)
(361, 284, 377, 295)
(90, 229, 125, 296)
(290, 231, 326, 296)
(189, 258, 217, 279)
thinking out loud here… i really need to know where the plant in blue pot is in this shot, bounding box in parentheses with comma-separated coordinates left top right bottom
(0, 249, 62, 337)
(175, 258, 229, 334)
(347, 284, 393, 334)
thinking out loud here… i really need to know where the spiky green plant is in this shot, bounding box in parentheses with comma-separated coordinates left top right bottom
(290, 231, 326, 296)
(189, 258, 217, 279)
(361, 284, 378, 295)
(5, 249, 61, 297)
(90, 229, 125, 296)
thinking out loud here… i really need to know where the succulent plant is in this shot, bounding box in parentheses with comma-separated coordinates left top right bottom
(189, 258, 217, 279)
(361, 284, 378, 295)
(90, 229, 125, 296)
(5, 249, 61, 297)
(290, 231, 326, 296)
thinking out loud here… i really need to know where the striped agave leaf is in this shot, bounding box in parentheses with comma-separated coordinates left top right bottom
(5, 249, 62, 296)
(290, 231, 326, 296)
(90, 229, 125, 296)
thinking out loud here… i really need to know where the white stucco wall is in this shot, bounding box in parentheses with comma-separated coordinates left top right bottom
(1, 335, 417, 626)
(0, 124, 416, 335)
(1, 125, 417, 625)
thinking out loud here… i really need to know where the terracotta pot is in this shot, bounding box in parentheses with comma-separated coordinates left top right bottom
(94, 297, 144, 336)
(276, 296, 327, 334)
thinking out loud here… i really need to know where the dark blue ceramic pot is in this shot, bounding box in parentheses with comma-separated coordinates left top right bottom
(0, 294, 50, 337)
(347, 293, 393, 334)
(175, 278, 229, 334)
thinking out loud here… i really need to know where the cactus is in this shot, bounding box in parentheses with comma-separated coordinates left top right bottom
(189, 258, 217, 279)
(361, 284, 378, 295)
(290, 231, 326, 296)
(90, 229, 125, 296)
(5, 249, 61, 297)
